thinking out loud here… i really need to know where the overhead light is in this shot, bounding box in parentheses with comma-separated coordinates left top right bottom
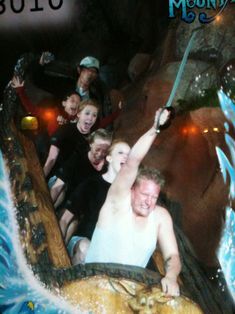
(215, 15, 222, 23)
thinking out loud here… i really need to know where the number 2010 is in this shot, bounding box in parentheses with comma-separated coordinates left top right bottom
(0, 0, 63, 14)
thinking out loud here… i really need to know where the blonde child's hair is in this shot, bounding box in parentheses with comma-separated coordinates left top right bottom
(88, 128, 113, 144)
(77, 99, 100, 113)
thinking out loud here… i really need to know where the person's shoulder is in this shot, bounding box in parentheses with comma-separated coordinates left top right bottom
(154, 205, 172, 221)
(52, 122, 73, 135)
(97, 175, 111, 192)
(65, 122, 77, 132)
(88, 174, 104, 183)
(81, 174, 107, 192)
(58, 122, 77, 132)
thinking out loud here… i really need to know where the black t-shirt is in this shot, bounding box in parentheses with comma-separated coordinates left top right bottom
(65, 175, 111, 239)
(50, 123, 89, 175)
(56, 150, 102, 197)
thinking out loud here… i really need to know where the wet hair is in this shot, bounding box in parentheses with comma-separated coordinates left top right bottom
(88, 128, 113, 144)
(77, 98, 100, 113)
(134, 166, 165, 188)
(107, 138, 130, 156)
(62, 91, 81, 102)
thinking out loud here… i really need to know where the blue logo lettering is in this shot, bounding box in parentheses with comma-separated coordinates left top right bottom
(169, 0, 234, 24)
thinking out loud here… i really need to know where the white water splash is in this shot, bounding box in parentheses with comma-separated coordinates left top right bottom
(216, 90, 235, 301)
(0, 151, 81, 313)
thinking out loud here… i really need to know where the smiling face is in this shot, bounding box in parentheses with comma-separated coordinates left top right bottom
(77, 104, 98, 134)
(89, 137, 111, 163)
(63, 93, 81, 116)
(107, 142, 130, 174)
(131, 179, 160, 217)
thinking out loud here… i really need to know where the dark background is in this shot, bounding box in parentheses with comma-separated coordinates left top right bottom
(0, 0, 169, 99)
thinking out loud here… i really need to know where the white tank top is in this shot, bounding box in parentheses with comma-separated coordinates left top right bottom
(85, 209, 157, 267)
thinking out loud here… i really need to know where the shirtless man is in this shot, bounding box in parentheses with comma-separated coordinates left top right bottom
(85, 108, 181, 297)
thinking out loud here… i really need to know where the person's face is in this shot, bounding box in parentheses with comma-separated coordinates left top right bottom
(107, 142, 130, 174)
(90, 138, 111, 163)
(63, 94, 81, 116)
(79, 67, 98, 88)
(131, 179, 160, 217)
(77, 105, 98, 134)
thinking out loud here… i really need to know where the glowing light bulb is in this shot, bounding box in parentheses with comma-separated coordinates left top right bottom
(191, 127, 197, 134)
(21, 115, 38, 130)
(43, 110, 54, 120)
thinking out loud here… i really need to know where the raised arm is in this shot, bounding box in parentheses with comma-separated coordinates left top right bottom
(11, 76, 38, 116)
(109, 108, 170, 197)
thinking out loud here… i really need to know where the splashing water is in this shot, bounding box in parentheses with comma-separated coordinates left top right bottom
(216, 90, 235, 301)
(0, 151, 79, 314)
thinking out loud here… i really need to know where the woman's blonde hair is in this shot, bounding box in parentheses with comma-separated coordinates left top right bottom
(77, 99, 100, 113)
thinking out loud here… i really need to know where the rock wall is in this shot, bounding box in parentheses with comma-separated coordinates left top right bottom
(114, 8, 235, 266)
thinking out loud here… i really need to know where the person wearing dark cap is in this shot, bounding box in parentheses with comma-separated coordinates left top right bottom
(75, 56, 117, 124)
(26, 52, 100, 100)
(75, 56, 100, 101)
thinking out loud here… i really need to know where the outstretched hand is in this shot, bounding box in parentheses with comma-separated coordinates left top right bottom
(154, 108, 170, 131)
(39, 51, 55, 65)
(11, 76, 24, 89)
